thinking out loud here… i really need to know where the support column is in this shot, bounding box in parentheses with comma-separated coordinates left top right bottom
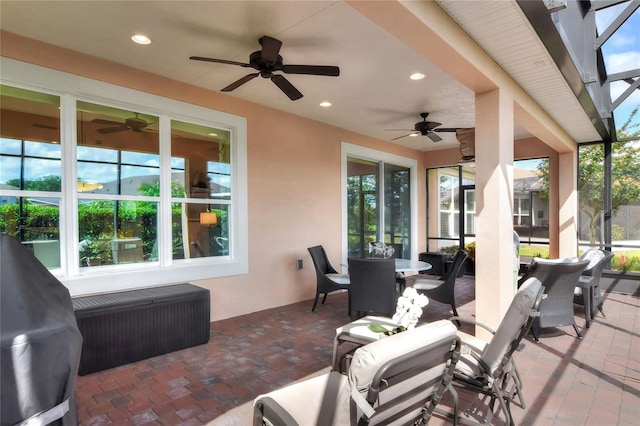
(474, 89, 515, 340)
(557, 150, 579, 258)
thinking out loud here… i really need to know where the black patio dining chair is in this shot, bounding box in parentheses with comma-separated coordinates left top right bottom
(412, 249, 468, 319)
(347, 257, 400, 320)
(307, 245, 350, 313)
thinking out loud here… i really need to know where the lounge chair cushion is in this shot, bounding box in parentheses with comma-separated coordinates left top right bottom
(456, 277, 542, 378)
(254, 319, 458, 425)
(348, 319, 456, 389)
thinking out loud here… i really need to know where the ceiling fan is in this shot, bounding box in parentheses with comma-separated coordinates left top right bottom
(386, 112, 460, 142)
(189, 35, 340, 101)
(92, 113, 154, 134)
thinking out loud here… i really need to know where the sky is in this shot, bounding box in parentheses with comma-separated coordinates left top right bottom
(595, 2, 640, 134)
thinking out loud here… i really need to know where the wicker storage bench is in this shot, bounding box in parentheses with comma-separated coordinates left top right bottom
(72, 283, 210, 375)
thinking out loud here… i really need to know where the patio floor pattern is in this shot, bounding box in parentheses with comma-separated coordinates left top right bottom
(76, 275, 640, 425)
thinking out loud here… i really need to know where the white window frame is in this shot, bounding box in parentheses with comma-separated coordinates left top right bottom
(1, 58, 248, 296)
(341, 142, 418, 264)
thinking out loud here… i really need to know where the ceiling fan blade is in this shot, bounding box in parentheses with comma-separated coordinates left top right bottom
(282, 65, 340, 76)
(426, 131, 443, 142)
(221, 73, 260, 92)
(189, 56, 250, 67)
(97, 126, 128, 134)
(391, 133, 414, 141)
(433, 128, 460, 132)
(92, 118, 125, 126)
(259, 36, 282, 64)
(34, 123, 59, 130)
(271, 75, 303, 100)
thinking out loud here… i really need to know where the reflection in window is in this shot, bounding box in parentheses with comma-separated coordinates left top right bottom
(0, 85, 61, 269)
(173, 203, 229, 260)
(171, 119, 231, 258)
(347, 157, 378, 257)
(0, 197, 61, 268)
(384, 163, 410, 259)
(78, 200, 158, 266)
(76, 101, 159, 267)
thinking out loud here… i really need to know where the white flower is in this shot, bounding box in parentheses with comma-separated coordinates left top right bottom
(392, 287, 429, 329)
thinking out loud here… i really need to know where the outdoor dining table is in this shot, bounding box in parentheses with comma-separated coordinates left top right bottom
(394, 258, 432, 274)
(331, 259, 432, 370)
(341, 258, 432, 273)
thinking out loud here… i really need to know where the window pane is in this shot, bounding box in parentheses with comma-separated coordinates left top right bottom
(23, 158, 62, 191)
(0, 86, 62, 269)
(384, 163, 410, 258)
(173, 203, 229, 259)
(0, 137, 21, 155)
(514, 158, 549, 247)
(77, 101, 159, 196)
(78, 199, 158, 266)
(347, 157, 379, 257)
(0, 85, 60, 145)
(171, 120, 231, 200)
(0, 155, 21, 186)
(0, 85, 62, 193)
(0, 196, 61, 268)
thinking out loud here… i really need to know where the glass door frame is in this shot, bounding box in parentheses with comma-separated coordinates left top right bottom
(341, 142, 418, 264)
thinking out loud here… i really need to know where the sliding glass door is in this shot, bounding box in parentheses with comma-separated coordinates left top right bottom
(346, 156, 410, 258)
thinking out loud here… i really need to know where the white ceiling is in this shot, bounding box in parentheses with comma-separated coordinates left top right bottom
(0, 0, 601, 152)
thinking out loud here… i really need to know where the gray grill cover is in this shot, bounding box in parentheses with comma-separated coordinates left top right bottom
(1, 234, 82, 425)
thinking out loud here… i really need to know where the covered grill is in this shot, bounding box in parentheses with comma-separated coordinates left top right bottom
(1, 234, 82, 425)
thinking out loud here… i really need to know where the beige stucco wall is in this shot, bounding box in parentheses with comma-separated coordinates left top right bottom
(0, 31, 427, 321)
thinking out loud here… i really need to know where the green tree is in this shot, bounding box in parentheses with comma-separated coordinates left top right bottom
(6, 175, 61, 191)
(538, 107, 640, 244)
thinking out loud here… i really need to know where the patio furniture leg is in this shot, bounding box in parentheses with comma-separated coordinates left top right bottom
(572, 324, 582, 339)
(584, 284, 592, 328)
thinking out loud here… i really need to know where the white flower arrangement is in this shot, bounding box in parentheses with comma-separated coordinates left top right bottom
(368, 287, 429, 335)
(368, 241, 395, 259)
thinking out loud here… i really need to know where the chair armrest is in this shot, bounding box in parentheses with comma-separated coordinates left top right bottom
(448, 316, 496, 335)
(254, 397, 298, 426)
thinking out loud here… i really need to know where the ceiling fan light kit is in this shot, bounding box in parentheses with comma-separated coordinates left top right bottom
(386, 112, 447, 142)
(190, 35, 340, 101)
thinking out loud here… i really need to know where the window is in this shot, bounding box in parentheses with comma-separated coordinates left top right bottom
(426, 166, 475, 252)
(439, 173, 459, 239)
(343, 143, 417, 260)
(513, 198, 530, 226)
(0, 87, 62, 270)
(76, 101, 160, 267)
(514, 158, 549, 256)
(170, 119, 231, 260)
(0, 59, 248, 295)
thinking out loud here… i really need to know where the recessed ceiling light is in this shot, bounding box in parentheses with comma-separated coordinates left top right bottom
(320, 101, 332, 107)
(410, 73, 426, 80)
(208, 132, 218, 137)
(131, 34, 151, 45)
(409, 133, 419, 137)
